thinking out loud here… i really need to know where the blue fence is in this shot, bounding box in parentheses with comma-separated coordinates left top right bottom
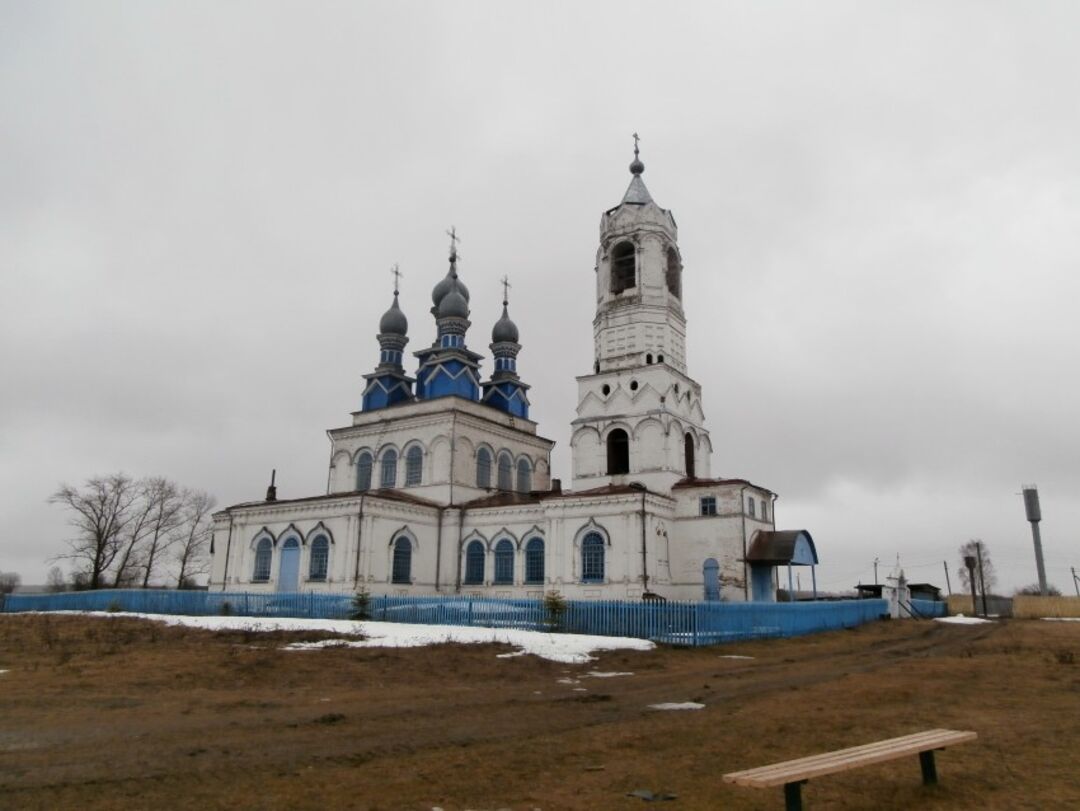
(906, 598, 948, 618)
(1, 590, 891, 647)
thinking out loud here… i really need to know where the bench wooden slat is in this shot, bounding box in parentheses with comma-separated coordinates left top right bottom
(723, 729, 977, 788)
(725, 729, 965, 783)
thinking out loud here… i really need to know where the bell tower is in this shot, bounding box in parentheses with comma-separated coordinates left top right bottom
(570, 139, 712, 493)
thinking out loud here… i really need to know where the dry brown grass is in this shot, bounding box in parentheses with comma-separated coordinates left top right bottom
(1, 614, 1079, 810)
(1013, 595, 1080, 619)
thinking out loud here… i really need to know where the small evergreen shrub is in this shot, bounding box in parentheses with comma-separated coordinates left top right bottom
(351, 588, 372, 621)
(543, 590, 567, 631)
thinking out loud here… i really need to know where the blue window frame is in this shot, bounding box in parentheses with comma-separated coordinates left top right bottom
(464, 540, 485, 585)
(700, 496, 717, 516)
(309, 535, 329, 581)
(405, 445, 423, 486)
(253, 537, 272, 582)
(476, 448, 492, 488)
(497, 453, 512, 491)
(525, 538, 544, 585)
(356, 452, 373, 491)
(581, 532, 605, 583)
(516, 458, 531, 493)
(391, 537, 411, 584)
(381, 449, 397, 488)
(493, 539, 514, 585)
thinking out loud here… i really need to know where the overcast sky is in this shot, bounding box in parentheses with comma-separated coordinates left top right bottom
(3, 1, 1078, 594)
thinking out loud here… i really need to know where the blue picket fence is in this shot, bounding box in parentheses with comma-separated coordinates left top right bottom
(907, 598, 948, 618)
(1, 589, 891, 647)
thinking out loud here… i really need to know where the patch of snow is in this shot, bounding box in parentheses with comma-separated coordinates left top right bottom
(586, 670, 634, 678)
(935, 615, 994, 625)
(573, 688, 588, 692)
(718, 655, 754, 660)
(1042, 617, 1080, 622)
(556, 678, 582, 685)
(649, 702, 705, 711)
(0, 669, 9, 675)
(63, 611, 654, 664)
(496, 650, 527, 659)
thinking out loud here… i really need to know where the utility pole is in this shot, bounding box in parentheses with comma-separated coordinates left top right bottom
(874, 557, 879, 586)
(975, 540, 988, 617)
(1072, 566, 1079, 598)
(943, 561, 952, 596)
(964, 555, 978, 616)
(1022, 485, 1048, 596)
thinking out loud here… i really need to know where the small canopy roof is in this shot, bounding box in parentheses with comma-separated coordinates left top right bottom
(746, 530, 818, 566)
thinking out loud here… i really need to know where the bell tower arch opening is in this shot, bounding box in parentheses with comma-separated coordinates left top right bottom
(666, 246, 682, 299)
(611, 242, 636, 294)
(607, 428, 630, 475)
(684, 432, 695, 479)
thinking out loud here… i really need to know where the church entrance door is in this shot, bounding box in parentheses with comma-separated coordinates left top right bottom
(703, 558, 720, 601)
(278, 538, 300, 592)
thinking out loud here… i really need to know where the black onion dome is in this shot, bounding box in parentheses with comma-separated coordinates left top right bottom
(491, 303, 519, 343)
(379, 293, 408, 335)
(438, 279, 469, 319)
(432, 265, 470, 307)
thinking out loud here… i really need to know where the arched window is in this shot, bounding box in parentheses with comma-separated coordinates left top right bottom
(611, 241, 635, 294)
(356, 452, 373, 491)
(476, 448, 492, 488)
(497, 452, 513, 491)
(657, 353, 664, 363)
(666, 246, 682, 299)
(684, 433, 695, 479)
(493, 539, 514, 585)
(253, 537, 272, 582)
(516, 458, 531, 493)
(464, 540, 485, 585)
(607, 428, 629, 475)
(405, 445, 423, 486)
(646, 353, 653, 364)
(761, 499, 768, 521)
(748, 496, 756, 518)
(391, 537, 412, 584)
(525, 538, 544, 585)
(581, 532, 605, 583)
(380, 449, 397, 488)
(309, 535, 329, 581)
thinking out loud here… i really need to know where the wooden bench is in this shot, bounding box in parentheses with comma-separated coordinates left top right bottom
(722, 728, 977, 810)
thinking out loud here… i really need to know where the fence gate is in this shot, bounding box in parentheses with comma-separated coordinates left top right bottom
(703, 558, 721, 602)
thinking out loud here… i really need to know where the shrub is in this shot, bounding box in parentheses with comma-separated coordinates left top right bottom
(106, 600, 123, 613)
(219, 601, 233, 616)
(543, 590, 568, 631)
(351, 589, 372, 621)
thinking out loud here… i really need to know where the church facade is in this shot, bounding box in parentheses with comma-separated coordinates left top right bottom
(208, 148, 785, 602)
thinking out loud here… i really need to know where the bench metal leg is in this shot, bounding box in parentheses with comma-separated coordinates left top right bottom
(919, 750, 938, 785)
(784, 780, 806, 811)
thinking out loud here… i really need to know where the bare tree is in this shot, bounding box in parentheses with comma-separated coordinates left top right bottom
(173, 489, 216, 588)
(0, 571, 21, 595)
(140, 477, 184, 588)
(46, 566, 67, 593)
(50, 474, 139, 589)
(957, 539, 997, 594)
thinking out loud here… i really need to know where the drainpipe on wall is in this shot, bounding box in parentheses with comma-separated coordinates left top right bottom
(454, 507, 467, 592)
(221, 512, 234, 592)
(738, 485, 748, 601)
(353, 495, 366, 586)
(434, 507, 443, 592)
(640, 489, 649, 595)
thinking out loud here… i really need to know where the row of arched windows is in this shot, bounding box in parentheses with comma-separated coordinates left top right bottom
(602, 429, 696, 478)
(475, 448, 531, 492)
(355, 445, 424, 491)
(463, 538, 545, 585)
(252, 534, 330, 583)
(352, 445, 535, 493)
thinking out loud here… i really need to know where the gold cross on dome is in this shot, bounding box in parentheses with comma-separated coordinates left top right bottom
(390, 263, 403, 293)
(500, 275, 511, 304)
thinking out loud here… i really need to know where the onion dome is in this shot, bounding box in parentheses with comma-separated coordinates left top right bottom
(491, 302, 519, 343)
(431, 260, 470, 307)
(379, 292, 408, 336)
(438, 280, 469, 319)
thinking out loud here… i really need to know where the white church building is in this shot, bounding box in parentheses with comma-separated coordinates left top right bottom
(208, 146, 810, 602)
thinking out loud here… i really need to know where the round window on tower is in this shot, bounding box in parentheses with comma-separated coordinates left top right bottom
(630, 380, 639, 391)
(602, 384, 611, 396)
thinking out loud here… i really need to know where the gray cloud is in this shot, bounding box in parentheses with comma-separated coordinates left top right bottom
(3, 1, 1078, 594)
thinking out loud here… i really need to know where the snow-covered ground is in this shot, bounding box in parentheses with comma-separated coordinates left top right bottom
(649, 702, 704, 711)
(1041, 617, 1080, 622)
(47, 611, 655, 664)
(935, 615, 994, 625)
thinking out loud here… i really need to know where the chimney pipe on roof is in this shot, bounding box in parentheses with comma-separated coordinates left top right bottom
(266, 469, 277, 502)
